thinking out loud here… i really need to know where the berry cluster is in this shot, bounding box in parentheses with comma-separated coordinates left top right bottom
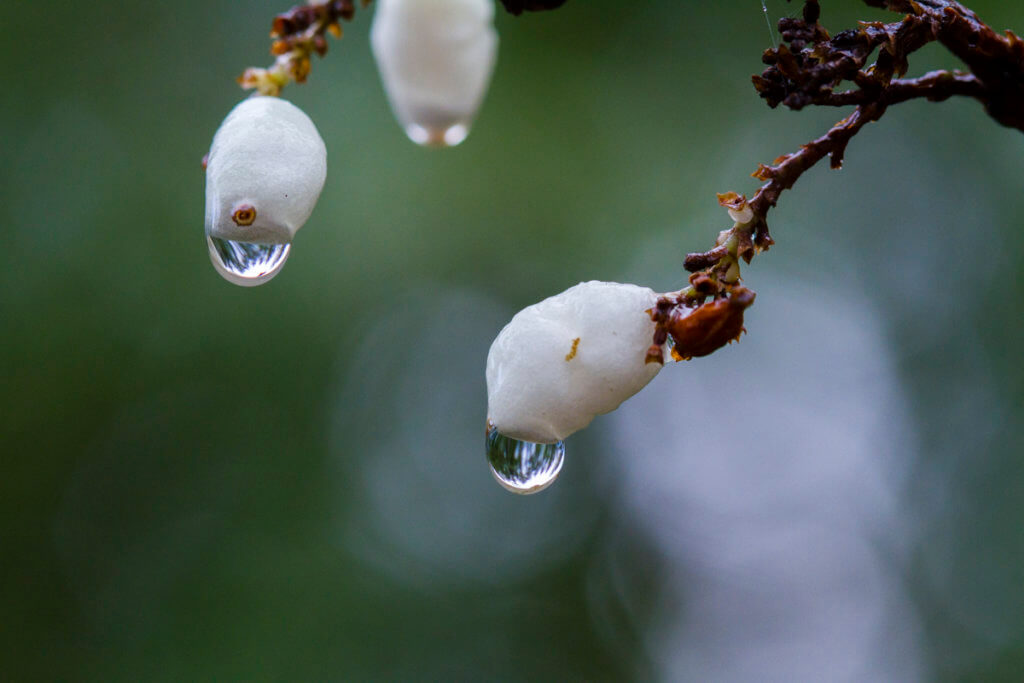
(207, 0, 501, 285)
(206, 0, 1023, 494)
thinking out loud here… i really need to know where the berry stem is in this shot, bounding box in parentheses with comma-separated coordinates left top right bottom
(239, 1, 369, 97)
(687, 0, 1022, 283)
(672, 0, 1021, 359)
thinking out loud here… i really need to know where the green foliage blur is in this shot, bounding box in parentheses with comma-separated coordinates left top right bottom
(2, 0, 1024, 680)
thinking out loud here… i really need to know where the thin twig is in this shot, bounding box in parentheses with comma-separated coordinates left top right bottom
(239, 1, 368, 97)
(751, 102, 885, 214)
(668, 0, 1022, 358)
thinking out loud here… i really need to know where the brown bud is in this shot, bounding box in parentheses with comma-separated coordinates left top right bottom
(500, 0, 568, 16)
(689, 272, 720, 296)
(752, 163, 774, 181)
(716, 192, 747, 212)
(292, 6, 317, 31)
(754, 218, 775, 252)
(803, 0, 821, 24)
(292, 56, 312, 83)
(334, 0, 356, 21)
(271, 16, 295, 38)
(237, 68, 261, 89)
(666, 287, 756, 360)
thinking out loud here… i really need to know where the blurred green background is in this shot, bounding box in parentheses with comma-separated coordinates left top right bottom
(3, 0, 1024, 680)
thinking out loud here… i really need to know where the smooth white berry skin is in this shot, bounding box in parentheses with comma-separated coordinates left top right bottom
(370, 0, 498, 144)
(205, 96, 327, 244)
(486, 281, 667, 444)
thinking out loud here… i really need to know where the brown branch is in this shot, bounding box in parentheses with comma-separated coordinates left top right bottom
(757, 0, 1024, 129)
(750, 102, 885, 216)
(814, 69, 986, 106)
(742, 0, 1022, 239)
(709, 0, 1021, 263)
(868, 0, 1024, 129)
(239, 1, 368, 96)
(670, 0, 1022, 359)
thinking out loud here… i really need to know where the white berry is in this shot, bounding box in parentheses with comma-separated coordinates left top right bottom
(371, 0, 499, 147)
(205, 96, 327, 245)
(486, 281, 668, 444)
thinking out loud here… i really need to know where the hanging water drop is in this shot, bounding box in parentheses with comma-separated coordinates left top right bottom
(486, 421, 564, 494)
(207, 235, 291, 287)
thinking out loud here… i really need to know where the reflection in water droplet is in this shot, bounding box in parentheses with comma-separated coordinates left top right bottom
(207, 235, 291, 287)
(405, 122, 469, 148)
(486, 421, 564, 495)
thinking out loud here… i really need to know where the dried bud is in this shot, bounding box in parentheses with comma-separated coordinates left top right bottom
(334, 0, 356, 21)
(717, 191, 754, 224)
(271, 16, 295, 38)
(689, 272, 720, 296)
(752, 163, 775, 181)
(500, 0, 568, 15)
(238, 67, 263, 89)
(291, 55, 312, 83)
(292, 6, 317, 32)
(667, 287, 756, 360)
(238, 67, 282, 96)
(312, 35, 329, 56)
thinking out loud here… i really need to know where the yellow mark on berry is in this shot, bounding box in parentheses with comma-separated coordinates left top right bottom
(565, 337, 580, 361)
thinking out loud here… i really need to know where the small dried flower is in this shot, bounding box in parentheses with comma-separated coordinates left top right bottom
(667, 287, 756, 361)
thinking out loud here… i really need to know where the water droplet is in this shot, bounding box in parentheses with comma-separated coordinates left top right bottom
(207, 235, 290, 287)
(486, 421, 564, 495)
(405, 122, 469, 148)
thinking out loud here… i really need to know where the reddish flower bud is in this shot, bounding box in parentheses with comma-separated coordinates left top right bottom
(667, 287, 756, 360)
